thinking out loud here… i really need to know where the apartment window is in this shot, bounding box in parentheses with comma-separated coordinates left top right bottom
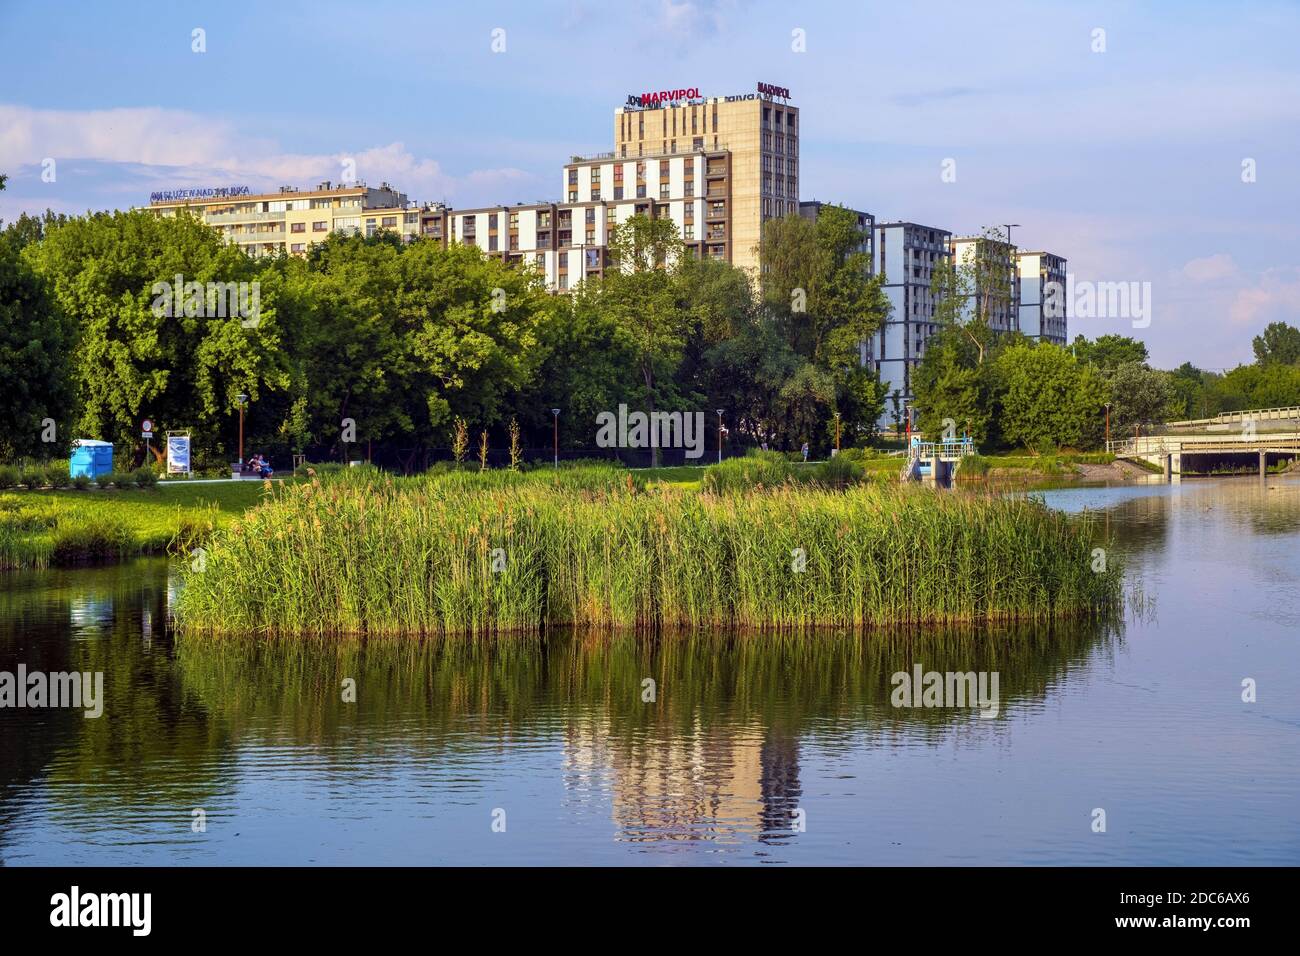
(613, 165, 624, 182)
(710, 201, 725, 217)
(684, 224, 694, 240)
(558, 274, 568, 290)
(405, 213, 418, 224)
(606, 207, 616, 226)
(366, 223, 376, 237)
(537, 231, 550, 246)
(591, 168, 601, 183)
(692, 137, 703, 150)
(509, 212, 519, 228)
(636, 161, 646, 178)
(535, 253, 545, 269)
(291, 222, 305, 233)
(382, 216, 397, 228)
(636, 185, 647, 198)
(539, 212, 551, 227)
(291, 243, 305, 253)
(559, 230, 571, 245)
(614, 186, 624, 200)
(509, 235, 518, 250)
(568, 169, 578, 185)
(660, 184, 670, 199)
(569, 190, 578, 202)
(311, 198, 331, 209)
(585, 207, 595, 224)
(586, 229, 596, 244)
(670, 139, 676, 152)
(590, 188, 599, 201)
(684, 181, 694, 197)
(559, 251, 568, 268)
(488, 214, 498, 229)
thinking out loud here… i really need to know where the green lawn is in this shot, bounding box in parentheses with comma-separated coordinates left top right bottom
(1, 479, 289, 570)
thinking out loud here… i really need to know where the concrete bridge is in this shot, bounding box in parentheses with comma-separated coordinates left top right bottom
(1165, 405, 1300, 432)
(1107, 431, 1300, 477)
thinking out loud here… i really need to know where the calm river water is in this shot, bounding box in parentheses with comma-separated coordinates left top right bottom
(2, 476, 1297, 865)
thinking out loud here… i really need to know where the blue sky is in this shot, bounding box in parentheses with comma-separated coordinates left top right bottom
(2, 0, 1298, 368)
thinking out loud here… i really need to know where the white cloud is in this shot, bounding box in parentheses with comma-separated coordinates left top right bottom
(0, 104, 533, 208)
(1228, 268, 1300, 327)
(1182, 253, 1239, 283)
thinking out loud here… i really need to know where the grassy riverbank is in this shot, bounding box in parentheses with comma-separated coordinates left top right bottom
(175, 466, 1121, 638)
(0, 481, 271, 570)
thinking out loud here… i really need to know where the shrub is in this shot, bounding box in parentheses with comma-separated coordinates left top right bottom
(110, 472, 136, 490)
(46, 463, 71, 489)
(0, 466, 17, 490)
(72, 474, 92, 491)
(17, 468, 45, 490)
(94, 472, 115, 489)
(132, 466, 158, 488)
(49, 514, 133, 563)
(812, 455, 864, 489)
(702, 451, 796, 493)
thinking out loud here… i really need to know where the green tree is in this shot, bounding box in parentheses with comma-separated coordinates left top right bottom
(1071, 334, 1149, 371)
(1251, 321, 1300, 366)
(994, 343, 1107, 449)
(1106, 361, 1179, 434)
(23, 209, 289, 463)
(1, 227, 78, 460)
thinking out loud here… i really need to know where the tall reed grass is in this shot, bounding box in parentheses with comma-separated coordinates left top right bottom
(175, 470, 1121, 638)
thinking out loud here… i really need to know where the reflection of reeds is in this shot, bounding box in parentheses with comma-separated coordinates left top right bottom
(175, 469, 1123, 638)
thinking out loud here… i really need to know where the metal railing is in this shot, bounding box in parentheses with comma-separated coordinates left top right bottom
(909, 438, 977, 461)
(1165, 405, 1300, 429)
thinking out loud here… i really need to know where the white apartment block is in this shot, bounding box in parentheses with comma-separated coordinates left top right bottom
(948, 235, 1019, 333)
(870, 222, 952, 424)
(1017, 251, 1069, 345)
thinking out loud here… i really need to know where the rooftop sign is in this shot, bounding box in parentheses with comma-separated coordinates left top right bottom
(624, 82, 792, 110)
(150, 185, 251, 204)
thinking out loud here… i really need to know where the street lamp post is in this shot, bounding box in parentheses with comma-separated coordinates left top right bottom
(833, 411, 841, 453)
(716, 409, 724, 464)
(236, 392, 249, 464)
(551, 408, 560, 469)
(1104, 402, 1112, 448)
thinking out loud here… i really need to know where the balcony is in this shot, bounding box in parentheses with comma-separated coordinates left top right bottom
(206, 209, 280, 224)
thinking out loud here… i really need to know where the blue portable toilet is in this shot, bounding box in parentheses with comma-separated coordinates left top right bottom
(70, 440, 114, 479)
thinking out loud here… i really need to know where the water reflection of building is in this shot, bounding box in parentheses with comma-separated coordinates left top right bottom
(564, 717, 801, 847)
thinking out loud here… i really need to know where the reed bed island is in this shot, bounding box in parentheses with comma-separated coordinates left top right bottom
(174, 463, 1121, 638)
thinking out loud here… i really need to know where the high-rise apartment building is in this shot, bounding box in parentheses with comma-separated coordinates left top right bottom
(948, 235, 1019, 333)
(611, 88, 799, 277)
(871, 222, 952, 421)
(1017, 251, 1069, 345)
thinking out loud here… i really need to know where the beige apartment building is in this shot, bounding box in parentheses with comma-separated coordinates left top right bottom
(146, 181, 424, 257)
(609, 89, 799, 277)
